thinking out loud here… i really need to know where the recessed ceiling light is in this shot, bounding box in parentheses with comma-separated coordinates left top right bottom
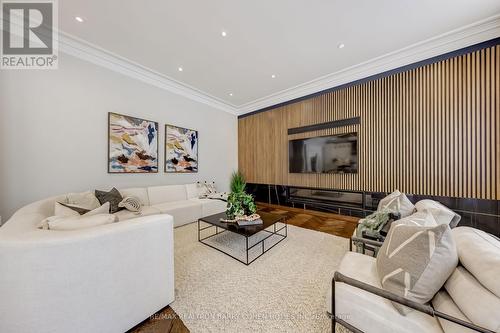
(338, 43, 345, 49)
(229, 93, 233, 96)
(271, 74, 276, 79)
(221, 31, 227, 37)
(75, 16, 84, 23)
(178, 67, 183, 72)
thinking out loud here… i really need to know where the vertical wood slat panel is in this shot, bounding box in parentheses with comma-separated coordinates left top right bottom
(237, 45, 500, 200)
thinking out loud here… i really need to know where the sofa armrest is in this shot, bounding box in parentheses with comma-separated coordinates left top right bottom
(0, 214, 175, 333)
(349, 236, 384, 253)
(331, 271, 495, 333)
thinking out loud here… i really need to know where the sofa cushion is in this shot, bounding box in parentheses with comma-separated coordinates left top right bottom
(445, 266, 500, 332)
(152, 201, 202, 227)
(415, 200, 461, 228)
(148, 185, 187, 205)
(432, 290, 475, 333)
(185, 183, 199, 199)
(190, 198, 226, 217)
(377, 223, 458, 315)
(329, 252, 442, 333)
(378, 190, 415, 218)
(119, 187, 149, 206)
(113, 206, 161, 222)
(452, 227, 500, 298)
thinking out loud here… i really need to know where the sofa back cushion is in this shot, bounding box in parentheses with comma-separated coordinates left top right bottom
(119, 187, 150, 206)
(452, 227, 500, 298)
(377, 222, 458, 315)
(185, 183, 199, 199)
(148, 185, 187, 205)
(445, 266, 500, 332)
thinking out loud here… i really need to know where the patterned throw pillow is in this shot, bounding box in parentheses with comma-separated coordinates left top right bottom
(376, 222, 458, 315)
(118, 196, 142, 212)
(95, 188, 124, 214)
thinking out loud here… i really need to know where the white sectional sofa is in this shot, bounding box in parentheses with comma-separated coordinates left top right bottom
(0, 183, 226, 333)
(121, 183, 227, 227)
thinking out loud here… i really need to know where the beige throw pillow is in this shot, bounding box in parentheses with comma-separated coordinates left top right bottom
(415, 199, 461, 227)
(64, 191, 101, 210)
(376, 222, 458, 315)
(378, 190, 415, 218)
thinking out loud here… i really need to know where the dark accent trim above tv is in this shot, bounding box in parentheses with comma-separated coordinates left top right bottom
(239, 37, 500, 119)
(288, 117, 360, 135)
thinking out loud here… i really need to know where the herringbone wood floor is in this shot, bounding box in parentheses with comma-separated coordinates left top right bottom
(129, 203, 359, 333)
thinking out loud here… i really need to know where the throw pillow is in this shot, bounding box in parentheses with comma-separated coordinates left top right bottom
(377, 190, 415, 218)
(395, 211, 438, 227)
(40, 202, 111, 229)
(415, 199, 461, 227)
(95, 187, 123, 214)
(197, 182, 210, 198)
(376, 222, 458, 315)
(118, 196, 142, 212)
(47, 214, 117, 231)
(58, 202, 91, 215)
(452, 227, 500, 298)
(64, 191, 101, 210)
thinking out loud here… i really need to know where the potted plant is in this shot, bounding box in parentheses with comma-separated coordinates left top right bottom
(226, 171, 257, 220)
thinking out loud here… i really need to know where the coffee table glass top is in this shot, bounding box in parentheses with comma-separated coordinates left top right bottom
(199, 211, 285, 237)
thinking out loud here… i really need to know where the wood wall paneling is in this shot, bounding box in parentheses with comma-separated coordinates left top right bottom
(238, 45, 500, 200)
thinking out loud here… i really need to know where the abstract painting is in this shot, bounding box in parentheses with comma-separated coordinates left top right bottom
(108, 112, 158, 173)
(165, 124, 198, 173)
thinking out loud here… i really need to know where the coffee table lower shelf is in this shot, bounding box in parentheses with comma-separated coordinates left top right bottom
(198, 219, 287, 265)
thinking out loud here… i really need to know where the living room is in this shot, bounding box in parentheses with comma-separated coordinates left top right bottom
(1, 1, 500, 333)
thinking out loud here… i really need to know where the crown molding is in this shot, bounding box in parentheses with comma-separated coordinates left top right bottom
(56, 32, 239, 115)
(236, 14, 500, 116)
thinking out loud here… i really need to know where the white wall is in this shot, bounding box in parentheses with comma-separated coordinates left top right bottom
(0, 54, 238, 220)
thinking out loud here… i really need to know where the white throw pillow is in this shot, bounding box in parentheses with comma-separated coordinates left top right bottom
(452, 227, 500, 298)
(395, 211, 438, 227)
(377, 190, 415, 218)
(40, 202, 111, 229)
(64, 191, 101, 210)
(54, 202, 80, 217)
(445, 266, 500, 332)
(415, 200, 461, 228)
(47, 214, 117, 231)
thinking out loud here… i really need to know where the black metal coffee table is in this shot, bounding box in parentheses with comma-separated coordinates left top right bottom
(198, 211, 287, 265)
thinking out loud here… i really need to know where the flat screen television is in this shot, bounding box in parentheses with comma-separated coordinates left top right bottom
(289, 133, 358, 174)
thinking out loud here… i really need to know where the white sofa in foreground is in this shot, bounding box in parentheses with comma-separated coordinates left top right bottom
(0, 183, 226, 333)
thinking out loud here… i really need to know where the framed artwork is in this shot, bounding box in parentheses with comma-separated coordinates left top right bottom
(165, 124, 198, 173)
(108, 112, 158, 173)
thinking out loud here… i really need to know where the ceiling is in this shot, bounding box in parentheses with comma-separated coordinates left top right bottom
(59, 0, 500, 114)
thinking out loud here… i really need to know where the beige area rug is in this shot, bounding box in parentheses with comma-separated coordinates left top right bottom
(170, 222, 349, 333)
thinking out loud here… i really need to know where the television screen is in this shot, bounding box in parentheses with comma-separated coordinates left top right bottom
(289, 133, 358, 173)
